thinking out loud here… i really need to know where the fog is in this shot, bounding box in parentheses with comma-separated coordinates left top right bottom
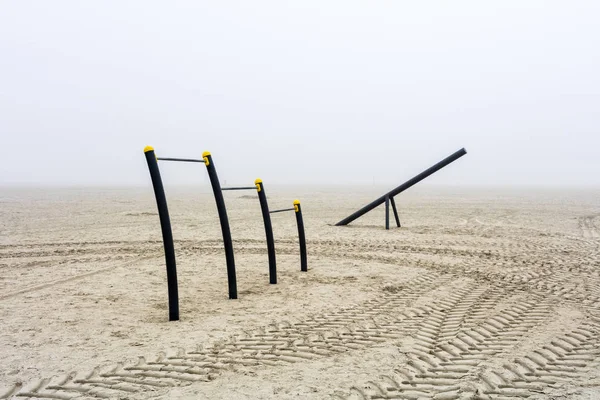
(1, 1, 598, 187)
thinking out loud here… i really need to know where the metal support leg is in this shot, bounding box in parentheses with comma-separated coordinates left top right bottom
(203, 151, 237, 299)
(385, 195, 390, 230)
(294, 200, 307, 272)
(390, 196, 401, 227)
(144, 146, 179, 321)
(255, 179, 277, 284)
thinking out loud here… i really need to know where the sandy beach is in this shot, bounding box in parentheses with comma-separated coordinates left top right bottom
(1, 185, 599, 399)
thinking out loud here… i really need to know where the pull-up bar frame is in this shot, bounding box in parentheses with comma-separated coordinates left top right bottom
(144, 148, 309, 320)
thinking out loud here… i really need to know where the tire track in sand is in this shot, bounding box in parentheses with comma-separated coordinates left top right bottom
(334, 295, 554, 399)
(0, 256, 158, 301)
(474, 316, 600, 398)
(1, 273, 458, 399)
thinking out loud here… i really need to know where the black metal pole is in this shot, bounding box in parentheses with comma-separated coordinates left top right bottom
(385, 195, 390, 230)
(255, 179, 277, 284)
(203, 151, 237, 299)
(294, 200, 308, 272)
(335, 148, 467, 226)
(144, 146, 179, 321)
(390, 196, 401, 227)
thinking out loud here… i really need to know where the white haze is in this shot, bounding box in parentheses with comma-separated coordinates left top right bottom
(1, 1, 599, 187)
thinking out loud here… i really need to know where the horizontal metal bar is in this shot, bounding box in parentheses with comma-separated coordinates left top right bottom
(221, 186, 256, 191)
(269, 208, 295, 214)
(157, 157, 205, 163)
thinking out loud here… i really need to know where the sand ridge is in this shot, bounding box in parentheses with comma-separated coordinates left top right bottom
(1, 186, 599, 399)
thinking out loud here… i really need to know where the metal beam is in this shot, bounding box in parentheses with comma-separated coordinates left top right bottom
(221, 186, 256, 191)
(157, 157, 205, 163)
(270, 208, 295, 214)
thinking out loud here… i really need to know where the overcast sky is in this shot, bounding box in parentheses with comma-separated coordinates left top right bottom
(1, 1, 598, 187)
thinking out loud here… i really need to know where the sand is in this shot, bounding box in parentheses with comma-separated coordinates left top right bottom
(1, 185, 599, 399)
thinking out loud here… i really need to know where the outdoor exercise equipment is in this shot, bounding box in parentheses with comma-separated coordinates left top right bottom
(335, 148, 467, 229)
(143, 146, 307, 321)
(269, 199, 308, 273)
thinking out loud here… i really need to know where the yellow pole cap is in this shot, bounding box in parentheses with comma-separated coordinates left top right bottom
(293, 199, 300, 205)
(144, 146, 154, 153)
(202, 151, 211, 157)
(254, 178, 262, 184)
